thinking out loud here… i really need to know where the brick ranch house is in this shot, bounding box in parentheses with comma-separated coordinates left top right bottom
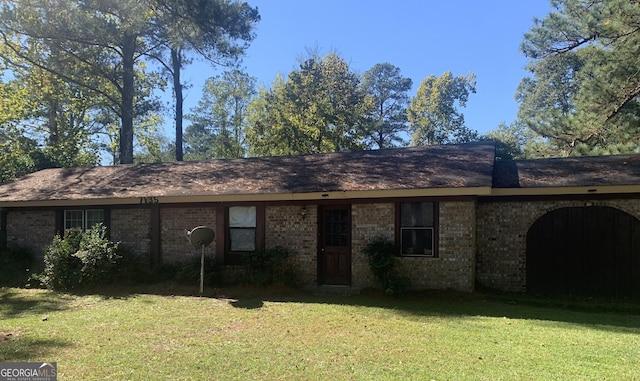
(1, 142, 640, 297)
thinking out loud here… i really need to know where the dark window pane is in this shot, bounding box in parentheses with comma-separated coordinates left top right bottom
(86, 210, 105, 229)
(401, 228, 434, 256)
(230, 228, 256, 251)
(65, 210, 84, 230)
(401, 202, 433, 227)
(400, 202, 436, 256)
(324, 209, 349, 247)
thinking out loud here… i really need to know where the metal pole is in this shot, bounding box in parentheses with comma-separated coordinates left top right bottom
(200, 244, 205, 295)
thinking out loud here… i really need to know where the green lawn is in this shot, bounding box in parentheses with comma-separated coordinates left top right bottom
(1, 285, 639, 380)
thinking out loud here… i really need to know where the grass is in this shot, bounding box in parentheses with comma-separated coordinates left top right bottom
(1, 285, 639, 380)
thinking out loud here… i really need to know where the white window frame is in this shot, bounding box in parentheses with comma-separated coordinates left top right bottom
(64, 209, 105, 231)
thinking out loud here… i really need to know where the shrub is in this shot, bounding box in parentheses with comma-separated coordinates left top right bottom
(111, 245, 150, 283)
(74, 225, 121, 286)
(242, 246, 295, 287)
(0, 246, 34, 287)
(174, 255, 222, 286)
(41, 224, 121, 290)
(363, 236, 411, 296)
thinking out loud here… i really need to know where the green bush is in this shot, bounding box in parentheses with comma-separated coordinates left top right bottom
(74, 225, 121, 285)
(174, 255, 222, 286)
(41, 224, 121, 290)
(0, 246, 34, 287)
(242, 246, 295, 287)
(363, 236, 411, 296)
(111, 245, 150, 284)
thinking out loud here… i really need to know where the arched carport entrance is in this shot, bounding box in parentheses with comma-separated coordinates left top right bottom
(526, 206, 640, 297)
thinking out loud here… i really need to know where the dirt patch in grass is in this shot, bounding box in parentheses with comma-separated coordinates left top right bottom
(0, 331, 14, 343)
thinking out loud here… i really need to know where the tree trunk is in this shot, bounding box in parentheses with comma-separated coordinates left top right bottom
(47, 98, 59, 146)
(119, 33, 136, 164)
(172, 48, 184, 161)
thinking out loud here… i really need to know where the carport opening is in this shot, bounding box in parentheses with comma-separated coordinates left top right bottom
(526, 206, 640, 298)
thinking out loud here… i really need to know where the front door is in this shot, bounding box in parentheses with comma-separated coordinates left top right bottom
(318, 205, 351, 285)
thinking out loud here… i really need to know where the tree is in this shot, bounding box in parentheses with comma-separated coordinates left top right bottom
(183, 123, 217, 160)
(407, 72, 478, 145)
(246, 52, 367, 156)
(0, 0, 163, 164)
(483, 122, 529, 160)
(186, 69, 256, 159)
(19, 65, 100, 168)
(360, 63, 412, 148)
(0, 45, 99, 179)
(151, 0, 260, 161)
(517, 0, 640, 156)
(245, 80, 288, 156)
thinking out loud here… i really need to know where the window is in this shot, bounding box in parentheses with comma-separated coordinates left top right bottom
(221, 205, 264, 265)
(399, 202, 437, 257)
(64, 209, 105, 231)
(228, 206, 256, 252)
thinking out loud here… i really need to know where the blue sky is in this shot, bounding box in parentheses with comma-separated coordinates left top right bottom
(180, 0, 552, 136)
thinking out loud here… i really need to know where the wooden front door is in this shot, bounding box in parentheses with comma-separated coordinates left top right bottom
(318, 205, 351, 286)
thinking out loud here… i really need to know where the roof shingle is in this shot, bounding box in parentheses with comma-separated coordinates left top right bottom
(0, 142, 496, 203)
(493, 154, 640, 188)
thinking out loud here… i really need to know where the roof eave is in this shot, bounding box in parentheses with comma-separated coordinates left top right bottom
(490, 184, 640, 197)
(0, 187, 493, 208)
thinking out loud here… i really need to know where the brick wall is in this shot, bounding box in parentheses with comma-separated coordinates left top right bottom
(265, 205, 317, 285)
(111, 208, 151, 260)
(351, 203, 395, 288)
(350, 201, 476, 291)
(395, 201, 476, 291)
(4, 199, 477, 292)
(261, 201, 477, 291)
(160, 207, 216, 263)
(476, 198, 640, 292)
(6, 210, 56, 262)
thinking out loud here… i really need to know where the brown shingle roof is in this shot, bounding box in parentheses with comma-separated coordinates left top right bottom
(0, 142, 496, 203)
(493, 154, 640, 188)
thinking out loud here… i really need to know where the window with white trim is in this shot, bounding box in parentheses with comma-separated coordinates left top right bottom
(399, 202, 437, 257)
(64, 209, 105, 231)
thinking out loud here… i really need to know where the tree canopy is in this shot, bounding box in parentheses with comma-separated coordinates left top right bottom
(0, 0, 259, 165)
(0, 1, 494, 183)
(516, 0, 640, 156)
(407, 72, 478, 145)
(245, 52, 368, 156)
(360, 63, 412, 149)
(186, 69, 256, 159)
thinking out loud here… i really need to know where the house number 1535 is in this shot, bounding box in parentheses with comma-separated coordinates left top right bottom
(140, 196, 159, 204)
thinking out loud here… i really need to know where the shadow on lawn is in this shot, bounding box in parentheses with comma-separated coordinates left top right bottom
(0, 336, 71, 362)
(0, 289, 72, 319)
(8, 283, 640, 334)
(215, 286, 640, 333)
